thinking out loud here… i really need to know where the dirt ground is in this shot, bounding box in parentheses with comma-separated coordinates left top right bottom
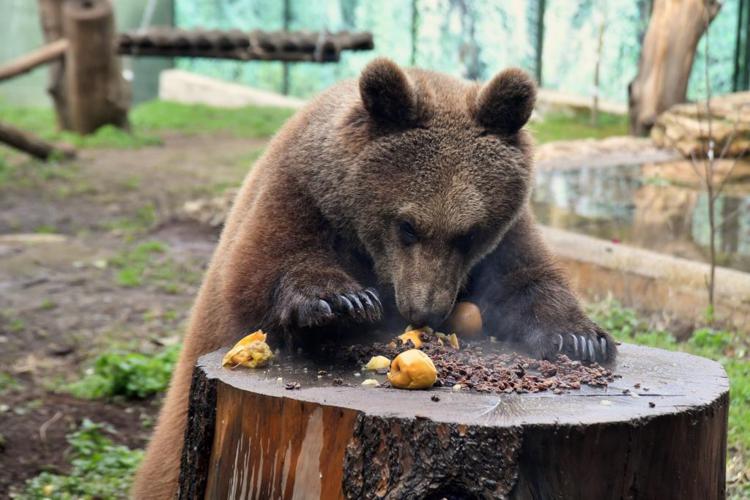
(0, 133, 265, 495)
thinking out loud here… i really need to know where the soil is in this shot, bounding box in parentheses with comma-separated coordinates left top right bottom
(0, 133, 264, 496)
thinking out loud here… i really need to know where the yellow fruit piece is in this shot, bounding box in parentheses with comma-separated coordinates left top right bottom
(387, 349, 437, 390)
(444, 301, 483, 338)
(398, 330, 423, 348)
(448, 333, 460, 350)
(365, 355, 391, 371)
(361, 378, 380, 387)
(222, 330, 273, 368)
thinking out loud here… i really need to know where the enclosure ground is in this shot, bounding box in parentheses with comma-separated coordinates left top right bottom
(0, 132, 263, 496)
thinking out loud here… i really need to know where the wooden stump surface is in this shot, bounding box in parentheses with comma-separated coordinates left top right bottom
(179, 344, 728, 500)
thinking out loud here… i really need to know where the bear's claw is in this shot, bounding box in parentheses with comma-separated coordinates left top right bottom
(294, 288, 382, 327)
(561, 331, 610, 363)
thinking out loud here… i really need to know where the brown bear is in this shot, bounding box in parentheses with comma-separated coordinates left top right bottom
(132, 58, 615, 498)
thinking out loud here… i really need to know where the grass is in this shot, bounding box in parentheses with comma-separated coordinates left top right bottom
(107, 240, 200, 294)
(529, 109, 628, 143)
(13, 419, 143, 500)
(0, 99, 294, 153)
(588, 298, 750, 497)
(67, 345, 180, 400)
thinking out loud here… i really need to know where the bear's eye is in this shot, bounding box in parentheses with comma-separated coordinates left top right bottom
(398, 221, 419, 246)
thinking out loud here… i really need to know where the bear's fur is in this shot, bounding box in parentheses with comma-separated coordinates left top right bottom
(132, 59, 615, 498)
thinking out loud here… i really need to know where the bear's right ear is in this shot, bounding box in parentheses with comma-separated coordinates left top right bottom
(359, 58, 419, 125)
(474, 68, 536, 134)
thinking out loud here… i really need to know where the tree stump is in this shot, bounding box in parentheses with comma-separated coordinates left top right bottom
(179, 344, 728, 499)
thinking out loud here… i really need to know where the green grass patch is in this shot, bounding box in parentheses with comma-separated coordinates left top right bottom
(130, 101, 293, 137)
(0, 99, 293, 152)
(0, 372, 19, 395)
(14, 419, 143, 499)
(107, 240, 200, 293)
(68, 345, 180, 400)
(588, 298, 750, 497)
(529, 109, 628, 143)
(104, 204, 157, 238)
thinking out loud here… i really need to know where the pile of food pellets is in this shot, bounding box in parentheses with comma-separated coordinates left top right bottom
(334, 330, 616, 394)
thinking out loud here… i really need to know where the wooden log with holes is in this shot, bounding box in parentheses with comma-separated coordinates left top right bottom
(0, 121, 75, 161)
(178, 344, 728, 499)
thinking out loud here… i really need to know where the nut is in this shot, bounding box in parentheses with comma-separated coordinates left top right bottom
(365, 355, 391, 371)
(222, 330, 274, 368)
(444, 301, 483, 338)
(387, 349, 437, 390)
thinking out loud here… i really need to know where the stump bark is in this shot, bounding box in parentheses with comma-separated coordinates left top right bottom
(179, 344, 728, 500)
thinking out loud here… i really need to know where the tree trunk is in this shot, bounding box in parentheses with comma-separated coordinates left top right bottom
(37, 0, 70, 129)
(179, 344, 728, 499)
(628, 0, 721, 136)
(60, 0, 130, 134)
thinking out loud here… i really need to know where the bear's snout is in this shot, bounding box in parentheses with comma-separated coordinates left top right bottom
(397, 285, 455, 328)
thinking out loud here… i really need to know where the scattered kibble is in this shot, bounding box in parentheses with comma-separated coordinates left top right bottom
(285, 382, 301, 390)
(431, 394, 440, 402)
(361, 378, 380, 387)
(649, 401, 656, 408)
(327, 331, 615, 395)
(452, 384, 463, 392)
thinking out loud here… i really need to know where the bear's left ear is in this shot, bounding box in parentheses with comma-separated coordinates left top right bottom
(474, 68, 536, 134)
(359, 58, 419, 125)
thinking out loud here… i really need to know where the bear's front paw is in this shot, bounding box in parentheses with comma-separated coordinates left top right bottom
(280, 287, 383, 328)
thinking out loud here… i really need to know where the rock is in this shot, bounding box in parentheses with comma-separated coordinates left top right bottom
(181, 188, 238, 228)
(651, 92, 750, 158)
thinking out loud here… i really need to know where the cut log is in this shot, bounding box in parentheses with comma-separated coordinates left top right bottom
(60, 0, 130, 134)
(0, 121, 75, 161)
(179, 344, 728, 499)
(0, 39, 69, 82)
(628, 0, 721, 136)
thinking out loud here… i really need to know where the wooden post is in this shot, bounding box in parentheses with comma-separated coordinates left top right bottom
(179, 344, 728, 499)
(628, 0, 721, 136)
(60, 0, 130, 134)
(38, 0, 70, 129)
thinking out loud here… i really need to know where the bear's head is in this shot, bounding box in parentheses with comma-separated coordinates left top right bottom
(343, 58, 536, 327)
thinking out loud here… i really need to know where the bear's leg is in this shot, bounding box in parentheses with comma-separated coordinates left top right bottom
(467, 211, 616, 363)
(220, 184, 382, 332)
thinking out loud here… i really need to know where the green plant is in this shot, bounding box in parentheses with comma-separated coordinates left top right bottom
(68, 345, 180, 399)
(15, 419, 143, 499)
